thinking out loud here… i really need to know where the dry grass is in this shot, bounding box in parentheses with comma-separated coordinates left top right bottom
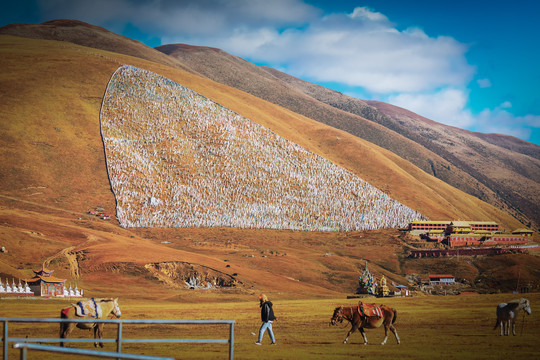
(2, 293, 539, 360)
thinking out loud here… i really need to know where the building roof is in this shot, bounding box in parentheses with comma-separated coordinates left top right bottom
(512, 228, 534, 234)
(429, 274, 455, 279)
(25, 274, 66, 284)
(33, 267, 54, 275)
(411, 220, 451, 224)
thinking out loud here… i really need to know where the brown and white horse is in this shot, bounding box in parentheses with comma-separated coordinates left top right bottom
(494, 298, 531, 336)
(330, 304, 400, 345)
(59, 298, 121, 347)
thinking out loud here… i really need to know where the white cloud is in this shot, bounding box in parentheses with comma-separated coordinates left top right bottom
(349, 7, 389, 23)
(475, 108, 538, 139)
(204, 7, 474, 94)
(38, 0, 319, 36)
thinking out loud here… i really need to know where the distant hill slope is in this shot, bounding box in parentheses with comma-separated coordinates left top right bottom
(364, 100, 540, 230)
(157, 43, 540, 230)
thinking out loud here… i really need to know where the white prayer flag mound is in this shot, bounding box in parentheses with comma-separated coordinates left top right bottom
(100, 65, 425, 231)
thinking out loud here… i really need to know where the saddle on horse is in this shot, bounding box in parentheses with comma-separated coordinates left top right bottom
(358, 301, 383, 318)
(73, 298, 102, 318)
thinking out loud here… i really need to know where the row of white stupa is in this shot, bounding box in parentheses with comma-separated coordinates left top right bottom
(0, 279, 83, 297)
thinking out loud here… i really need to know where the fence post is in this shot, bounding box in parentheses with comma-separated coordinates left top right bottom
(117, 322, 123, 355)
(20, 345, 27, 360)
(229, 322, 234, 360)
(3, 320, 8, 360)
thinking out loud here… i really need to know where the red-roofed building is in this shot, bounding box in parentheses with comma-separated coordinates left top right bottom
(429, 274, 455, 285)
(25, 267, 66, 297)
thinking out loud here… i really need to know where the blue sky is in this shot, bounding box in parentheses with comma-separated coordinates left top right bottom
(2, 0, 539, 145)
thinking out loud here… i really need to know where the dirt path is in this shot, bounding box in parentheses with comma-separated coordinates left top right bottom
(43, 246, 80, 280)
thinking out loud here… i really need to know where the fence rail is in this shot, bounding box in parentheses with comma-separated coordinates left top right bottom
(1, 318, 235, 359)
(13, 343, 175, 360)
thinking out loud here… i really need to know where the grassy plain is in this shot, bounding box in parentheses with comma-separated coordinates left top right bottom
(2, 293, 539, 360)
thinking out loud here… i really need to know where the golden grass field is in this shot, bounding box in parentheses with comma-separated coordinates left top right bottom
(2, 292, 539, 360)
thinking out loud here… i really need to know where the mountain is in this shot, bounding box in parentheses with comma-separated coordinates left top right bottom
(0, 21, 537, 298)
(156, 43, 540, 230)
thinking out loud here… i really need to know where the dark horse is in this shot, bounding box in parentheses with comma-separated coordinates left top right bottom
(59, 298, 121, 347)
(330, 303, 400, 345)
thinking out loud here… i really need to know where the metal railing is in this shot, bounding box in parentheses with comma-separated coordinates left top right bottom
(2, 318, 235, 359)
(13, 343, 175, 360)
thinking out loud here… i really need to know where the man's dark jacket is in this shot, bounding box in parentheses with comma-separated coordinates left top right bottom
(260, 301, 276, 322)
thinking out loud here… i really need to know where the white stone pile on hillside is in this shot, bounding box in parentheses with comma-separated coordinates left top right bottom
(100, 65, 425, 231)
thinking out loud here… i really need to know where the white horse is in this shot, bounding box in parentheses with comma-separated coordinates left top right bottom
(494, 298, 531, 336)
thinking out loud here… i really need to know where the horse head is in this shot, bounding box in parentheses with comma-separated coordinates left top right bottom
(111, 298, 122, 318)
(330, 306, 344, 326)
(521, 298, 532, 315)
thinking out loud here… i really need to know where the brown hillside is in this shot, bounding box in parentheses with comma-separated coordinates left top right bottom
(259, 68, 540, 232)
(0, 32, 533, 298)
(156, 43, 539, 230)
(366, 100, 540, 230)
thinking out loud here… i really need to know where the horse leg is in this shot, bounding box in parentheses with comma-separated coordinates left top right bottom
(359, 327, 368, 345)
(389, 324, 400, 344)
(94, 324, 104, 348)
(381, 324, 388, 345)
(98, 324, 105, 348)
(59, 322, 66, 347)
(60, 322, 75, 347)
(511, 319, 516, 336)
(343, 326, 357, 344)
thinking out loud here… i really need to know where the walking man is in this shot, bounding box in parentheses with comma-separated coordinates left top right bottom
(255, 293, 276, 345)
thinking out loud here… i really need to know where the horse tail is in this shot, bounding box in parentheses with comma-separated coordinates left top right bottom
(59, 307, 71, 339)
(392, 308, 398, 324)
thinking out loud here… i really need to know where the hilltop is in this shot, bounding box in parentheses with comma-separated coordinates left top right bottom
(0, 21, 538, 298)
